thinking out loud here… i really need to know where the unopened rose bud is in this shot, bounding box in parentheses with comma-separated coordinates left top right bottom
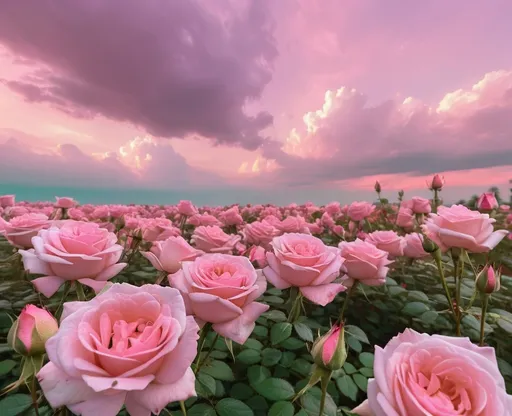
(7, 305, 58, 356)
(421, 235, 439, 253)
(374, 181, 381, 194)
(398, 190, 404, 201)
(476, 265, 501, 294)
(311, 324, 347, 371)
(430, 174, 445, 191)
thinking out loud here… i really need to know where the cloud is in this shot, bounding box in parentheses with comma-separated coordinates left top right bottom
(0, 131, 225, 190)
(240, 70, 512, 186)
(0, 0, 277, 150)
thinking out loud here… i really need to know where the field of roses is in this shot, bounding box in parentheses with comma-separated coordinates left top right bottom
(0, 177, 512, 416)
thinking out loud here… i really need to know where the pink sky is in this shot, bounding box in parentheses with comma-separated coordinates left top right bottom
(1, 0, 512, 203)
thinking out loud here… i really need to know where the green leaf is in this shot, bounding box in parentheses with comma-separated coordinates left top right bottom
(261, 348, 283, 367)
(0, 359, 16, 376)
(231, 383, 255, 401)
(268, 401, 295, 416)
(497, 317, 512, 334)
(498, 357, 512, 377)
(271, 322, 293, 345)
(353, 373, 368, 392)
(0, 394, 33, 416)
(292, 358, 312, 376)
(420, 310, 439, 325)
(279, 351, 296, 368)
(244, 338, 263, 351)
(246, 395, 269, 413)
(264, 310, 288, 322)
(294, 322, 314, 342)
(248, 365, 271, 386)
(343, 362, 358, 375)
(253, 325, 269, 338)
(408, 290, 430, 302)
(279, 337, 305, 350)
(346, 335, 362, 353)
(402, 302, 430, 316)
(359, 367, 374, 378)
(300, 387, 337, 416)
(344, 325, 370, 344)
(237, 349, 261, 365)
(358, 352, 374, 368)
(196, 373, 216, 397)
(264, 295, 285, 304)
(201, 359, 235, 381)
(336, 375, 358, 401)
(188, 403, 216, 416)
(216, 398, 254, 416)
(252, 378, 295, 401)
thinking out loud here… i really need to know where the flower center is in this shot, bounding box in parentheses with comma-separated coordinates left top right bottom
(99, 313, 161, 356)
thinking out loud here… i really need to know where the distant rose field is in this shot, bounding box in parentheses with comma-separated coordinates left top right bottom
(0, 176, 511, 416)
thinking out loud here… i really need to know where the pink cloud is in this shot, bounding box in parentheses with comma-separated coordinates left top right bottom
(0, 0, 276, 150)
(239, 70, 512, 188)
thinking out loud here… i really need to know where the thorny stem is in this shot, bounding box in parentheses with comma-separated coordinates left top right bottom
(479, 294, 489, 346)
(339, 281, 358, 323)
(194, 333, 219, 375)
(452, 249, 464, 337)
(433, 251, 457, 321)
(30, 375, 40, 416)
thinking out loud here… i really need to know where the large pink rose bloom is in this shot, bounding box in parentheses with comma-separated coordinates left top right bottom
(141, 236, 203, 274)
(169, 254, 268, 344)
(141, 218, 180, 242)
(37, 284, 199, 416)
(0, 213, 50, 249)
(411, 196, 431, 214)
(19, 221, 127, 298)
(191, 225, 241, 254)
(403, 233, 429, 259)
(263, 233, 345, 306)
(422, 204, 508, 253)
(55, 197, 78, 209)
(339, 239, 391, 287)
(0, 194, 15, 208)
(353, 329, 512, 416)
(275, 216, 311, 235)
(242, 220, 279, 249)
(365, 231, 405, 257)
(347, 201, 375, 222)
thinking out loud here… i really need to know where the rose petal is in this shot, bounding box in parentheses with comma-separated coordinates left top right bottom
(213, 301, 269, 344)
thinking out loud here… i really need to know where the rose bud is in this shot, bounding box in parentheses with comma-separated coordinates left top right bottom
(7, 305, 58, 356)
(476, 265, 501, 294)
(430, 174, 445, 190)
(374, 181, 381, 194)
(421, 234, 439, 253)
(311, 323, 347, 371)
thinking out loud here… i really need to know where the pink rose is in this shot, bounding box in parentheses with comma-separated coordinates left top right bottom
(37, 283, 199, 416)
(191, 225, 241, 254)
(428, 173, 445, 190)
(4, 206, 29, 217)
(403, 233, 429, 259)
(500, 204, 510, 212)
(187, 213, 222, 227)
(276, 216, 311, 234)
(8, 304, 58, 356)
(263, 233, 345, 306)
(325, 202, 341, 216)
(19, 221, 127, 298)
(307, 220, 324, 235)
(242, 221, 278, 250)
(321, 212, 335, 228)
(0, 194, 15, 208)
(332, 225, 345, 237)
(248, 245, 268, 268)
(347, 201, 375, 222)
(141, 218, 181, 242)
(68, 208, 86, 221)
(353, 329, 512, 416)
(55, 197, 77, 209)
(142, 236, 203, 274)
(124, 216, 140, 230)
(396, 207, 414, 230)
(0, 213, 50, 248)
(411, 196, 431, 214)
(170, 254, 268, 344)
(219, 206, 244, 226)
(177, 200, 198, 216)
(339, 239, 391, 286)
(91, 205, 110, 220)
(365, 230, 405, 257)
(477, 192, 499, 211)
(422, 204, 508, 253)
